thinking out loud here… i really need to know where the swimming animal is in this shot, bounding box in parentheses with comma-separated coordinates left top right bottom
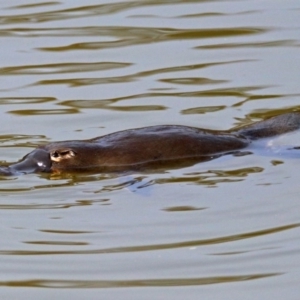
(1, 112, 300, 176)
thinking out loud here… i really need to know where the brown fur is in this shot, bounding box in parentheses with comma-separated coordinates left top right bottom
(38, 112, 300, 172)
(2, 112, 300, 175)
(41, 126, 249, 172)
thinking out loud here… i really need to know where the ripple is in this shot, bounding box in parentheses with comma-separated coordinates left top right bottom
(0, 97, 56, 104)
(33, 76, 137, 87)
(0, 273, 281, 288)
(162, 206, 206, 212)
(8, 108, 79, 115)
(177, 10, 260, 19)
(31, 59, 247, 90)
(59, 98, 167, 111)
(5, 2, 143, 23)
(9, 2, 60, 10)
(160, 77, 227, 85)
(0, 134, 46, 144)
(0, 199, 109, 210)
(181, 106, 226, 114)
(36, 27, 268, 52)
(0, 62, 131, 75)
(59, 84, 266, 112)
(196, 40, 299, 49)
(152, 167, 264, 187)
(1, 223, 297, 255)
(24, 241, 88, 246)
(40, 229, 94, 234)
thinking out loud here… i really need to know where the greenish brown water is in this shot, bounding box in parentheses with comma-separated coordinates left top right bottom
(0, 0, 300, 299)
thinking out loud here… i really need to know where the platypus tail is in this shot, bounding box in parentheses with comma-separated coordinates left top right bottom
(235, 112, 300, 140)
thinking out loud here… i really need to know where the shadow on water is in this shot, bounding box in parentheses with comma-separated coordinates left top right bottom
(0, 159, 265, 193)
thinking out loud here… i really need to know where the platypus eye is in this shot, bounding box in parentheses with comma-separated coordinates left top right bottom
(50, 149, 76, 162)
(51, 152, 59, 158)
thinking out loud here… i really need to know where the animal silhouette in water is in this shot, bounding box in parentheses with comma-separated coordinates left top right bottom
(1, 112, 300, 176)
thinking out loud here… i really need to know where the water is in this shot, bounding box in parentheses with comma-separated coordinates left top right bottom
(0, 0, 300, 299)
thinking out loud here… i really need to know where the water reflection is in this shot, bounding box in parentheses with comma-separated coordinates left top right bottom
(197, 39, 299, 49)
(0, 273, 281, 288)
(0, 199, 109, 210)
(0, 62, 131, 75)
(2, 222, 298, 255)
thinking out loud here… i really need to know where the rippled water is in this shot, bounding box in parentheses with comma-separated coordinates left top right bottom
(0, 0, 300, 299)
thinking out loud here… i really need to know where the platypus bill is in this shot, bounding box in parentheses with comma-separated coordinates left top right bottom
(1, 112, 300, 176)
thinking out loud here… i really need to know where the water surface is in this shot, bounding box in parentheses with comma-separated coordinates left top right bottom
(0, 0, 300, 299)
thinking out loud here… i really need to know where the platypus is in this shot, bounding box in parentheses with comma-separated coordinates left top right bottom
(1, 112, 300, 176)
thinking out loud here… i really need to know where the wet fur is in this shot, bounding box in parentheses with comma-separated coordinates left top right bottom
(42, 112, 300, 172)
(1, 112, 300, 175)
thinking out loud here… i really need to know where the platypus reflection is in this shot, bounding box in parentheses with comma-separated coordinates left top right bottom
(1, 112, 300, 176)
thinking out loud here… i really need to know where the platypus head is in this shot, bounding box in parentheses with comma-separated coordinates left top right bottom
(0, 148, 53, 176)
(15, 148, 52, 173)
